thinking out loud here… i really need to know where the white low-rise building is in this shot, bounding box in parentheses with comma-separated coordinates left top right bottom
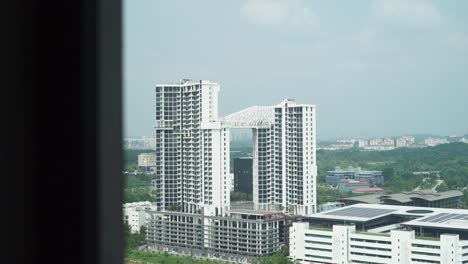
(290, 204, 468, 264)
(137, 152, 156, 167)
(424, 137, 449, 147)
(123, 201, 157, 233)
(396, 136, 415, 148)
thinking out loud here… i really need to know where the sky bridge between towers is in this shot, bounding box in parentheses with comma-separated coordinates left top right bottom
(221, 106, 275, 129)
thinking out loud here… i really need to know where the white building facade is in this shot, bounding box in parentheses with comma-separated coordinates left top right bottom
(425, 137, 449, 147)
(154, 80, 230, 216)
(290, 223, 466, 264)
(137, 152, 157, 167)
(123, 201, 157, 233)
(223, 99, 317, 216)
(289, 204, 468, 264)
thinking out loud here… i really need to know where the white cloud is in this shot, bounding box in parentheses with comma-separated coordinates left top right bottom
(371, 0, 443, 27)
(241, 0, 319, 27)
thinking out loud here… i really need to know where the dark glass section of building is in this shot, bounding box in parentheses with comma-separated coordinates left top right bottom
(234, 157, 253, 194)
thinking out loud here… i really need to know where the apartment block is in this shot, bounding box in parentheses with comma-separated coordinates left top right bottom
(123, 201, 157, 233)
(154, 79, 230, 216)
(146, 209, 287, 263)
(137, 152, 157, 167)
(224, 99, 317, 216)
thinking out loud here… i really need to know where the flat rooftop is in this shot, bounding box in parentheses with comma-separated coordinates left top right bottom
(338, 190, 463, 204)
(227, 209, 280, 216)
(309, 203, 468, 231)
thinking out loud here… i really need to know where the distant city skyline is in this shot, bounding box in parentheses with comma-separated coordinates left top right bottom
(125, 131, 468, 142)
(124, 0, 468, 140)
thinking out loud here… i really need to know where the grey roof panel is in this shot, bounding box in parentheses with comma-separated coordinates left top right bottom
(417, 213, 446, 222)
(324, 207, 395, 219)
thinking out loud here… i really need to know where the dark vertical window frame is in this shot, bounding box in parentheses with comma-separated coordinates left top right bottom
(95, 0, 123, 262)
(3, 0, 123, 263)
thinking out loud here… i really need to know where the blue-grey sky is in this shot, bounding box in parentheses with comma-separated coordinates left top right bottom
(124, 0, 468, 140)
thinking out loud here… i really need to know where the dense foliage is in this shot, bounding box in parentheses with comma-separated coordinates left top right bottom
(317, 143, 468, 192)
(125, 247, 293, 264)
(125, 173, 157, 188)
(124, 223, 222, 264)
(230, 192, 253, 202)
(125, 250, 225, 264)
(125, 187, 157, 203)
(124, 223, 146, 251)
(124, 173, 157, 203)
(316, 184, 349, 205)
(251, 247, 294, 264)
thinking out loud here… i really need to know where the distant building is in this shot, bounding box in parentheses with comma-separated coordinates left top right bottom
(368, 138, 381, 146)
(137, 152, 156, 171)
(395, 136, 415, 148)
(364, 145, 395, 151)
(338, 179, 371, 193)
(325, 166, 384, 187)
(338, 190, 462, 208)
(123, 201, 157, 233)
(382, 137, 394, 146)
(357, 139, 367, 148)
(396, 137, 408, 148)
(234, 157, 253, 194)
(352, 187, 384, 194)
(124, 136, 157, 149)
(448, 135, 463, 143)
(424, 137, 449, 147)
(336, 139, 356, 144)
(318, 202, 345, 212)
(362, 137, 396, 150)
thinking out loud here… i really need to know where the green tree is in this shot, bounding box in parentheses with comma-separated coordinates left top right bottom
(382, 167, 394, 181)
(256, 247, 294, 264)
(436, 182, 449, 192)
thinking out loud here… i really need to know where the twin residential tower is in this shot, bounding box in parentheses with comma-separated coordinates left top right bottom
(154, 79, 317, 216)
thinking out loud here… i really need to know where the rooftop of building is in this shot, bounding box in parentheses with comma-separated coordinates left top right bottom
(123, 201, 156, 209)
(328, 166, 382, 174)
(276, 98, 316, 108)
(353, 187, 384, 192)
(338, 190, 463, 204)
(222, 106, 275, 128)
(156, 79, 219, 87)
(308, 203, 468, 231)
(227, 209, 281, 216)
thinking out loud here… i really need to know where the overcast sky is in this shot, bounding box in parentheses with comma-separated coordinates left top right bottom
(124, 0, 468, 140)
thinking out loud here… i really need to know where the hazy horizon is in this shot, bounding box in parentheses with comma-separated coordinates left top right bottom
(124, 0, 468, 140)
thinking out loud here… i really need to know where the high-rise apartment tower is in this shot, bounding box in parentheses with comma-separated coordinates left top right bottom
(154, 79, 230, 216)
(223, 99, 317, 215)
